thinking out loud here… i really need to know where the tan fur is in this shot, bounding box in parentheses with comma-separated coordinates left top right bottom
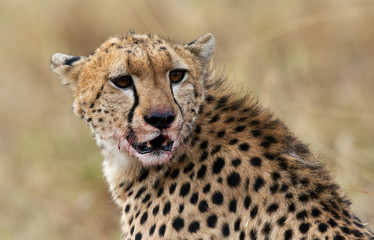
(51, 32, 373, 240)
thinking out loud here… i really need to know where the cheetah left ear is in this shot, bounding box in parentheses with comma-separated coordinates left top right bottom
(185, 33, 215, 66)
(50, 53, 87, 92)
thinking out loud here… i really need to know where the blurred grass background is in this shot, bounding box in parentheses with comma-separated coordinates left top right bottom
(0, 0, 373, 239)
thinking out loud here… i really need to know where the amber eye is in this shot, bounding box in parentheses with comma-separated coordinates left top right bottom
(111, 75, 133, 89)
(169, 69, 187, 83)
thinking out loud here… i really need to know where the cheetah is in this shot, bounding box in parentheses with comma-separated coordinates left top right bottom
(50, 32, 374, 240)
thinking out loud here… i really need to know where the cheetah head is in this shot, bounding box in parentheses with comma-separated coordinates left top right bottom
(50, 32, 215, 165)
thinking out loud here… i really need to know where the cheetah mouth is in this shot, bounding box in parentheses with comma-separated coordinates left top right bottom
(127, 135, 174, 154)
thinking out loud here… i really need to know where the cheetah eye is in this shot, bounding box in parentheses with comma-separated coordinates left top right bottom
(111, 75, 133, 89)
(169, 69, 187, 84)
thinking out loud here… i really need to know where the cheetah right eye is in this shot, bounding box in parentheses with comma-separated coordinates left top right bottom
(111, 75, 133, 89)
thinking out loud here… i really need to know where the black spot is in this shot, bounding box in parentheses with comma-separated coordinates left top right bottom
(190, 192, 199, 204)
(311, 207, 322, 218)
(284, 229, 293, 240)
(183, 162, 194, 173)
(199, 151, 208, 161)
(130, 226, 135, 235)
(238, 143, 250, 151)
(188, 221, 200, 233)
(200, 140, 208, 149)
(299, 222, 310, 234)
(340, 226, 350, 234)
(207, 214, 217, 228)
(179, 182, 191, 197)
(228, 199, 237, 213)
(333, 234, 345, 240)
(203, 183, 211, 193)
(352, 229, 363, 237)
(125, 204, 131, 213)
(209, 114, 220, 123)
(296, 210, 308, 220)
(217, 130, 226, 138)
(286, 203, 295, 214)
(280, 183, 289, 192)
(211, 145, 221, 155)
(224, 117, 235, 124)
(157, 187, 164, 197)
(231, 158, 242, 167)
(271, 172, 281, 181)
(159, 224, 166, 236)
(250, 205, 258, 218)
(169, 183, 177, 195)
(253, 177, 265, 191)
(198, 200, 209, 212)
(250, 156, 262, 167)
(243, 195, 251, 209)
(172, 217, 184, 232)
(239, 231, 245, 240)
(222, 223, 230, 237)
(270, 184, 279, 194)
(266, 203, 279, 214)
(135, 186, 146, 199)
(212, 157, 225, 174)
(197, 165, 207, 179)
(178, 204, 184, 213)
(277, 216, 287, 226)
(135, 232, 142, 240)
(149, 224, 156, 235)
(234, 218, 241, 231)
(194, 125, 201, 134)
(229, 139, 238, 145)
(318, 223, 328, 233)
(251, 129, 262, 137)
(142, 194, 151, 203)
(152, 205, 159, 216)
(212, 191, 224, 205)
(163, 201, 171, 215)
(234, 125, 246, 132)
(140, 212, 148, 224)
(262, 222, 271, 235)
(87, 117, 92, 122)
(217, 96, 229, 108)
(170, 169, 180, 179)
(250, 120, 260, 125)
(299, 194, 309, 202)
(227, 171, 241, 188)
(250, 229, 257, 239)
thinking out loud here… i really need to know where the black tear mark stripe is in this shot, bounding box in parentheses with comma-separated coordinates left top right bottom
(128, 84, 139, 124)
(170, 82, 184, 120)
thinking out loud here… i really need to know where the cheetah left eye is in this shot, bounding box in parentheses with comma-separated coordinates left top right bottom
(169, 69, 187, 84)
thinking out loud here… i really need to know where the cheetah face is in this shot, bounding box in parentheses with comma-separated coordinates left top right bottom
(51, 33, 215, 165)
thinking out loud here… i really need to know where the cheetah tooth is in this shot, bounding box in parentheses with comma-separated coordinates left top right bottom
(162, 139, 168, 146)
(147, 141, 151, 148)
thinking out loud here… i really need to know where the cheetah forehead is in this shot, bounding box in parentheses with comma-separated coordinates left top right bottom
(90, 33, 192, 79)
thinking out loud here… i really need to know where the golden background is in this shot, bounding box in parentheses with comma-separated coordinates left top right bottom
(0, 0, 373, 239)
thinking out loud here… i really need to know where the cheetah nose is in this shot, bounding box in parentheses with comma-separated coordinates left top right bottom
(144, 111, 176, 129)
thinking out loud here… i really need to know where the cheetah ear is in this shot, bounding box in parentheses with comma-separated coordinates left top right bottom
(50, 53, 87, 92)
(185, 33, 215, 66)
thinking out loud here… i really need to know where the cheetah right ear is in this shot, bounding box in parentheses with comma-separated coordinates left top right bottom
(185, 33, 215, 66)
(50, 53, 87, 92)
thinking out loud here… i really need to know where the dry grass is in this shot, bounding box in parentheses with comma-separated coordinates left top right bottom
(0, 0, 373, 238)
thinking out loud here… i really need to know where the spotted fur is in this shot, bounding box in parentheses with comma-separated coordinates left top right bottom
(51, 32, 373, 240)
